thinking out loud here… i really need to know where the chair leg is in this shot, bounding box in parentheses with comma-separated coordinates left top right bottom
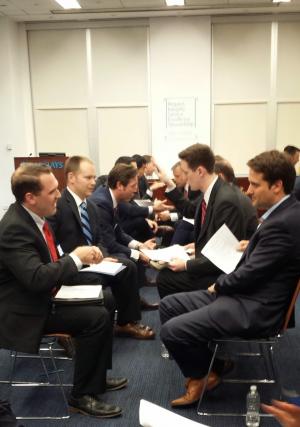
(197, 342, 219, 415)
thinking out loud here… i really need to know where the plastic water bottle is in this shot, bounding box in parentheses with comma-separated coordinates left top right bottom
(246, 385, 260, 427)
(161, 343, 169, 359)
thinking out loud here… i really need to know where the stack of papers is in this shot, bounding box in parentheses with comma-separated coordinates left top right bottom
(134, 199, 153, 207)
(54, 285, 103, 302)
(139, 400, 210, 427)
(141, 245, 190, 263)
(80, 261, 126, 276)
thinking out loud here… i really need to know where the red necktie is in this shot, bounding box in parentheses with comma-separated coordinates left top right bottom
(201, 199, 207, 225)
(43, 222, 58, 262)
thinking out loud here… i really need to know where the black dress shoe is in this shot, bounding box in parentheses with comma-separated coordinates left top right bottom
(140, 298, 159, 310)
(69, 395, 122, 418)
(106, 377, 128, 391)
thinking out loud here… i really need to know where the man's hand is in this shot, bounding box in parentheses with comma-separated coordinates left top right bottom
(261, 400, 300, 427)
(150, 181, 165, 191)
(157, 210, 171, 221)
(237, 240, 249, 252)
(155, 164, 174, 187)
(141, 238, 156, 250)
(153, 198, 174, 213)
(103, 257, 118, 263)
(73, 246, 103, 264)
(207, 284, 216, 294)
(168, 258, 186, 272)
(146, 218, 158, 233)
(139, 252, 150, 265)
(184, 242, 195, 255)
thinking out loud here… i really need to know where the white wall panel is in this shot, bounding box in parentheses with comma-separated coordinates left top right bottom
(28, 29, 88, 106)
(214, 103, 267, 174)
(97, 107, 148, 173)
(276, 103, 300, 150)
(35, 109, 89, 156)
(277, 22, 300, 99)
(91, 27, 148, 105)
(213, 23, 271, 101)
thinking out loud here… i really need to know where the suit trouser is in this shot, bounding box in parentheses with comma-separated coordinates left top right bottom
(44, 303, 112, 397)
(157, 269, 219, 299)
(74, 257, 141, 325)
(160, 291, 250, 379)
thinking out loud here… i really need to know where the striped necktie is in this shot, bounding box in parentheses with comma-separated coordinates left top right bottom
(79, 201, 93, 245)
(201, 199, 207, 225)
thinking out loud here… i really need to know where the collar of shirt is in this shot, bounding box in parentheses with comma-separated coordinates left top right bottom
(203, 175, 218, 205)
(109, 188, 118, 209)
(67, 187, 86, 216)
(261, 194, 290, 222)
(22, 204, 45, 238)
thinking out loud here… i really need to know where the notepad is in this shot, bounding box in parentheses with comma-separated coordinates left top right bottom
(54, 284, 103, 303)
(80, 260, 126, 276)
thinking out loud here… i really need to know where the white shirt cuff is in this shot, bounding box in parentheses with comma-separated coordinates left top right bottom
(165, 182, 176, 192)
(70, 253, 82, 271)
(170, 212, 178, 222)
(146, 189, 153, 198)
(130, 249, 140, 260)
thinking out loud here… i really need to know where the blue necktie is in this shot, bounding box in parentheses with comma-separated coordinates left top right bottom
(80, 202, 93, 245)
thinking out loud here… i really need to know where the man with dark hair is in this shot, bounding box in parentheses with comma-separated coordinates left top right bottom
(0, 163, 124, 418)
(90, 163, 159, 312)
(48, 155, 154, 340)
(214, 157, 258, 239)
(283, 145, 300, 201)
(160, 150, 300, 407)
(283, 145, 300, 166)
(156, 143, 244, 298)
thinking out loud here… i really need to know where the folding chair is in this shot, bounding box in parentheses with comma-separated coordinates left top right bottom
(1, 333, 73, 420)
(197, 278, 300, 418)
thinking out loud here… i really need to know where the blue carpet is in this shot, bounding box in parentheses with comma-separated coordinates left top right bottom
(0, 285, 299, 427)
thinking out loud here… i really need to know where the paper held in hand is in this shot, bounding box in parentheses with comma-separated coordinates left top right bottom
(80, 260, 126, 276)
(141, 244, 190, 263)
(54, 284, 103, 302)
(201, 224, 243, 274)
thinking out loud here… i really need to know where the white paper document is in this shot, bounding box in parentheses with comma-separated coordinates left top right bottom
(141, 245, 190, 262)
(201, 224, 243, 274)
(134, 199, 153, 207)
(183, 216, 195, 225)
(139, 400, 210, 427)
(80, 261, 126, 276)
(54, 285, 103, 300)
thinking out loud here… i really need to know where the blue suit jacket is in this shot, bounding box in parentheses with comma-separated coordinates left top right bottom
(215, 195, 300, 335)
(89, 187, 133, 257)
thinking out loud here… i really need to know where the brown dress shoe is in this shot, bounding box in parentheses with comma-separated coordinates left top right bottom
(171, 372, 220, 407)
(114, 323, 155, 340)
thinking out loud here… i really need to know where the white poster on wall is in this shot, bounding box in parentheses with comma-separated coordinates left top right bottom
(165, 97, 199, 149)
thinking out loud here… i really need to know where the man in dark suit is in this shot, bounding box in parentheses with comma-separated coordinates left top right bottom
(160, 150, 300, 407)
(156, 144, 244, 298)
(48, 156, 154, 340)
(0, 163, 125, 418)
(90, 163, 159, 309)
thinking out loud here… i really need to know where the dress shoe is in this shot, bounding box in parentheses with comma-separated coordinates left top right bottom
(140, 298, 159, 310)
(57, 336, 75, 359)
(69, 395, 122, 418)
(114, 323, 155, 340)
(106, 377, 128, 391)
(171, 372, 220, 407)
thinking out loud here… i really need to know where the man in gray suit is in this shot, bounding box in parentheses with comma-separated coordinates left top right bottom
(160, 150, 300, 407)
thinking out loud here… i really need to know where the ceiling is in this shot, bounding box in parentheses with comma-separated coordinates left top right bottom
(1, 0, 300, 22)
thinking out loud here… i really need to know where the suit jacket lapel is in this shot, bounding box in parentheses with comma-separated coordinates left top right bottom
(196, 178, 221, 242)
(65, 189, 82, 228)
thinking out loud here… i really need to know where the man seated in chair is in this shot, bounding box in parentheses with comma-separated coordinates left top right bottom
(159, 150, 300, 407)
(0, 163, 126, 419)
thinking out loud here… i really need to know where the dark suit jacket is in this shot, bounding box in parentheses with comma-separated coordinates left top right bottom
(167, 178, 244, 276)
(47, 188, 108, 257)
(89, 187, 133, 258)
(232, 185, 258, 239)
(0, 202, 78, 354)
(293, 176, 300, 201)
(214, 195, 300, 336)
(138, 175, 151, 199)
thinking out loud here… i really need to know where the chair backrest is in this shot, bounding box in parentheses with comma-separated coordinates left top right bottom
(282, 278, 300, 331)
